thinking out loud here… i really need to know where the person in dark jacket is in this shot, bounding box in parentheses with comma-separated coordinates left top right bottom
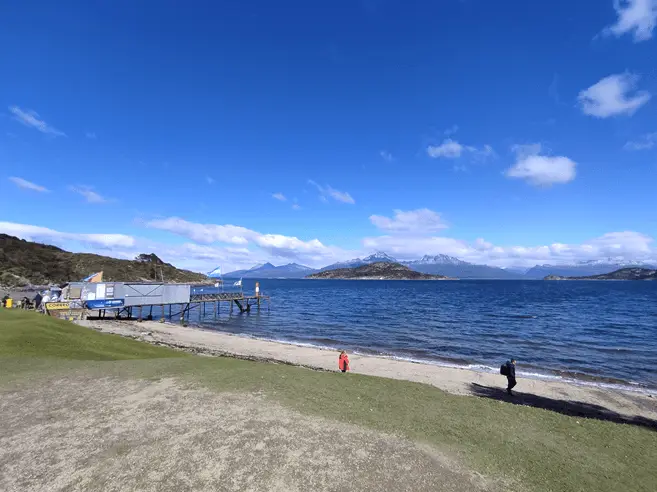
(504, 359, 517, 396)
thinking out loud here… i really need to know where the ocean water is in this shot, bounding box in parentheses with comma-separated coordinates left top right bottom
(190, 279, 657, 391)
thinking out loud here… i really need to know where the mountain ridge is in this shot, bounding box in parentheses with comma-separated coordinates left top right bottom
(0, 234, 207, 286)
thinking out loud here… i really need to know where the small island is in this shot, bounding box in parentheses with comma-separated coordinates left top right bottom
(306, 262, 456, 280)
(544, 268, 657, 281)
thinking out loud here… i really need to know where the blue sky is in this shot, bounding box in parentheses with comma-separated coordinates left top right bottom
(1, 0, 656, 271)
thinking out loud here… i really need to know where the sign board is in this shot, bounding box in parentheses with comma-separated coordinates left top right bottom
(86, 299, 125, 309)
(45, 302, 72, 311)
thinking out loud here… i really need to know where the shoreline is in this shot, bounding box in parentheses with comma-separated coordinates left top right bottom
(226, 333, 653, 394)
(77, 318, 657, 422)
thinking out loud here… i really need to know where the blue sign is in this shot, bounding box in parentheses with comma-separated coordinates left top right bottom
(86, 299, 125, 309)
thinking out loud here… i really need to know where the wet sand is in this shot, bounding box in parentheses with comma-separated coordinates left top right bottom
(78, 319, 657, 423)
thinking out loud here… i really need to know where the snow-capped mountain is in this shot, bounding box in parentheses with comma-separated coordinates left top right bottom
(405, 254, 469, 266)
(402, 256, 522, 279)
(362, 252, 397, 263)
(322, 252, 522, 278)
(224, 262, 317, 278)
(320, 252, 397, 271)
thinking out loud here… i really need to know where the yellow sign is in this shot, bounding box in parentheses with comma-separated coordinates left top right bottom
(45, 302, 71, 311)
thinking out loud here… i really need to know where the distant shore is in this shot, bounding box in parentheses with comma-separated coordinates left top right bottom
(78, 318, 657, 422)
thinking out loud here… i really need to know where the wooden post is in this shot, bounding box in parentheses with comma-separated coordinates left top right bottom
(160, 305, 165, 323)
(138, 306, 143, 322)
(214, 301, 218, 318)
(169, 305, 172, 320)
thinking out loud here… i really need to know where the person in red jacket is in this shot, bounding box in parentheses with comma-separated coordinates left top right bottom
(338, 350, 350, 373)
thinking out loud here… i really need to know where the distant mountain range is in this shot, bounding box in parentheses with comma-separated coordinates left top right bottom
(223, 262, 315, 279)
(545, 268, 657, 281)
(225, 252, 657, 280)
(523, 259, 657, 279)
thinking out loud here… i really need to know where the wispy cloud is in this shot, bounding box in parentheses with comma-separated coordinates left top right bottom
(578, 73, 651, 118)
(370, 208, 448, 234)
(379, 150, 393, 162)
(69, 185, 110, 204)
(0, 221, 135, 249)
(8, 106, 66, 137)
(85, 132, 97, 139)
(602, 0, 657, 42)
(308, 180, 355, 204)
(8, 177, 49, 193)
(272, 192, 287, 201)
(206, 176, 215, 185)
(427, 139, 496, 161)
(624, 132, 657, 150)
(444, 124, 459, 136)
(506, 144, 576, 186)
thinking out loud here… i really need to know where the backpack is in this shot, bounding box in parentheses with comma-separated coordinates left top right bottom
(500, 363, 509, 376)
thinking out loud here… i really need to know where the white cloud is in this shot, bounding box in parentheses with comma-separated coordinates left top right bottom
(602, 0, 657, 42)
(624, 132, 657, 150)
(292, 204, 301, 210)
(0, 222, 135, 249)
(146, 217, 255, 245)
(506, 144, 576, 186)
(85, 132, 97, 139)
(8, 106, 66, 137)
(444, 124, 459, 136)
(370, 209, 448, 233)
(206, 176, 215, 185)
(145, 216, 357, 268)
(308, 180, 355, 204)
(69, 186, 110, 204)
(379, 150, 393, 162)
(272, 192, 287, 201)
(427, 139, 495, 160)
(578, 73, 651, 118)
(427, 139, 465, 158)
(8, 177, 49, 192)
(3, 218, 656, 274)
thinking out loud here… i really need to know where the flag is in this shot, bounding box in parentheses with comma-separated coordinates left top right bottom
(233, 278, 242, 287)
(207, 266, 222, 278)
(82, 271, 103, 283)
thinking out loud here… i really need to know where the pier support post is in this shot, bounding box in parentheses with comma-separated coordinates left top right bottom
(160, 305, 165, 323)
(138, 306, 143, 322)
(214, 301, 218, 318)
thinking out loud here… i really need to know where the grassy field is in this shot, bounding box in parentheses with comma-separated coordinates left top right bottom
(2, 308, 656, 492)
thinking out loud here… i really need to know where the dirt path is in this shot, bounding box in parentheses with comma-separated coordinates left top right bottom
(0, 375, 500, 492)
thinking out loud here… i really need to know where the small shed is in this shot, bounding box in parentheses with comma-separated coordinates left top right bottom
(63, 282, 191, 309)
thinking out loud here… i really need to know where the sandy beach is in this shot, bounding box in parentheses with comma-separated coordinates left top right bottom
(78, 318, 657, 423)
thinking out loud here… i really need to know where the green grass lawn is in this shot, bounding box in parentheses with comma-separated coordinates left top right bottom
(2, 308, 656, 492)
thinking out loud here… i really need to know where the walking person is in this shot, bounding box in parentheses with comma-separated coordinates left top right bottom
(501, 359, 517, 396)
(338, 350, 350, 373)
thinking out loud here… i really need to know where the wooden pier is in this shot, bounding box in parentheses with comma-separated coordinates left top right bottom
(90, 292, 271, 323)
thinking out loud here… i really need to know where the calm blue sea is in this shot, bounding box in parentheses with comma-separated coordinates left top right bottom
(190, 279, 657, 391)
